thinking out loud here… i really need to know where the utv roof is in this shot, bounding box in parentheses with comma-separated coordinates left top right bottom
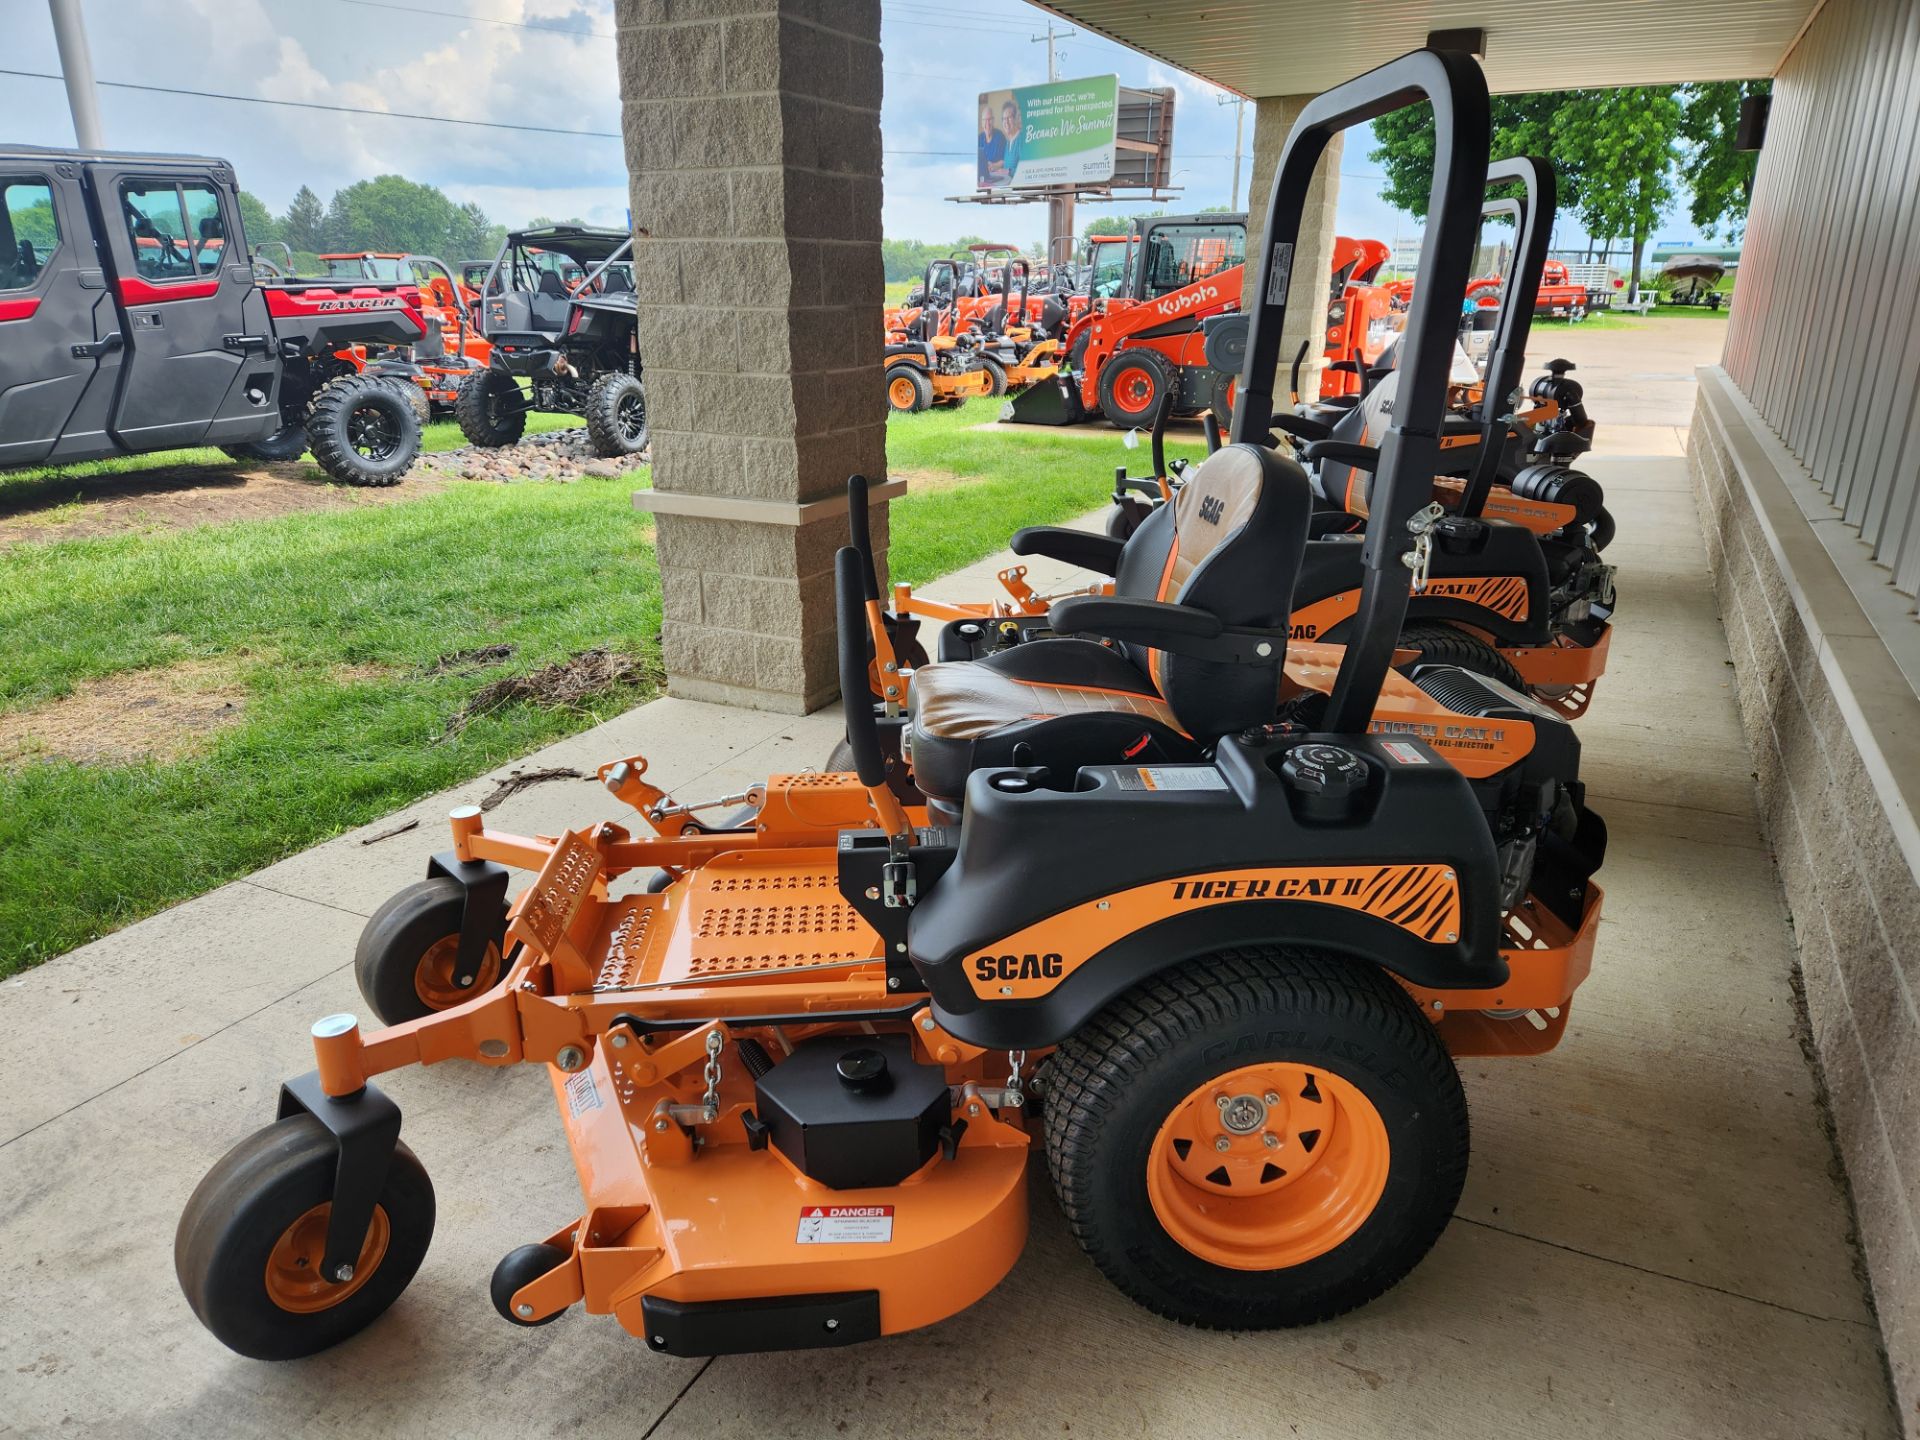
(1, 144, 235, 169)
(505, 225, 631, 262)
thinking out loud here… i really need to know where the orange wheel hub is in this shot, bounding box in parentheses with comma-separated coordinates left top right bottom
(263, 1203, 390, 1313)
(1146, 1061, 1389, 1271)
(1113, 366, 1156, 413)
(413, 934, 501, 1010)
(889, 376, 918, 408)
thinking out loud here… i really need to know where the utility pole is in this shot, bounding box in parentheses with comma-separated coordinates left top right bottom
(1217, 94, 1248, 210)
(49, 0, 105, 150)
(1030, 18, 1078, 272)
(1030, 17, 1075, 81)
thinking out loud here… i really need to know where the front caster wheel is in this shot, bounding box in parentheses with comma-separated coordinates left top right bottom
(491, 1242, 573, 1326)
(176, 1115, 435, 1359)
(354, 878, 506, 1026)
(1043, 948, 1468, 1329)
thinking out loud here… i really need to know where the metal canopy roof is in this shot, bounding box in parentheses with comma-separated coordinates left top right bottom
(1032, 0, 1817, 96)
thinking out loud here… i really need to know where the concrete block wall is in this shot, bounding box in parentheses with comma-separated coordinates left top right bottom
(1691, 375, 1920, 1426)
(617, 0, 887, 712)
(1244, 95, 1342, 396)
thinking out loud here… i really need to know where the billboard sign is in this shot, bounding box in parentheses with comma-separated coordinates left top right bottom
(975, 75, 1119, 192)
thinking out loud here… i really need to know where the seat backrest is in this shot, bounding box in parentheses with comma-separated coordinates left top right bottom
(1112, 444, 1312, 736)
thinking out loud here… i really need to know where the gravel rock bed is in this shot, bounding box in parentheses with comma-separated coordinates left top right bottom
(421, 426, 648, 482)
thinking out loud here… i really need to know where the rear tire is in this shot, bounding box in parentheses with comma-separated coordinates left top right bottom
(886, 366, 933, 414)
(175, 1115, 435, 1359)
(1395, 621, 1525, 689)
(583, 371, 649, 458)
(1044, 949, 1467, 1328)
(378, 375, 432, 428)
(222, 426, 309, 464)
(456, 370, 529, 449)
(305, 375, 419, 487)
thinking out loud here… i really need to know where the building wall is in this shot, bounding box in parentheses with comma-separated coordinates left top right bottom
(1693, 0, 1920, 1424)
(1721, 0, 1920, 597)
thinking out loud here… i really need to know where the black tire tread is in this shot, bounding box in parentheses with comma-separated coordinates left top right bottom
(583, 370, 649, 458)
(354, 877, 499, 1025)
(1043, 947, 1468, 1329)
(455, 370, 528, 448)
(305, 375, 418, 487)
(1396, 621, 1526, 689)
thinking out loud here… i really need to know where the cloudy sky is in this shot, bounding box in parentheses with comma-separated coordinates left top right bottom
(10, 0, 1574, 251)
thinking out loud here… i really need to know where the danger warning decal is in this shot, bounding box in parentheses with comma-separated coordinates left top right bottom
(796, 1205, 895, 1244)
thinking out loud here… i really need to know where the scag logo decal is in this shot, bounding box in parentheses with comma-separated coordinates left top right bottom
(1198, 494, 1226, 524)
(973, 953, 1064, 983)
(1171, 876, 1365, 900)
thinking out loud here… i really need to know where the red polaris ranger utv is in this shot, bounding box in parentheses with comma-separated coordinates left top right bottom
(0, 148, 426, 486)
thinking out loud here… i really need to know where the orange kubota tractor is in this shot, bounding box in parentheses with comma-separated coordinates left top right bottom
(1320, 236, 1396, 402)
(1005, 212, 1249, 429)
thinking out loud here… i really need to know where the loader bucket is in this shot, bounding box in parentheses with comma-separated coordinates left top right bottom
(1002, 372, 1083, 425)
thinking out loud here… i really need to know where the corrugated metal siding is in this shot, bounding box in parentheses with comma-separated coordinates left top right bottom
(1724, 0, 1920, 598)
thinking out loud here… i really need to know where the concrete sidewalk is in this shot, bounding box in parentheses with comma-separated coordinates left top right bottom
(0, 456, 1898, 1438)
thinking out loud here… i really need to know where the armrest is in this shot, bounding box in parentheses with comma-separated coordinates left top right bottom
(1049, 595, 1285, 665)
(1270, 412, 1332, 444)
(1009, 526, 1125, 577)
(1300, 440, 1380, 471)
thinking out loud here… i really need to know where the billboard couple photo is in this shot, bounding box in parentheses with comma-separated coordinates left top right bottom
(975, 76, 1120, 192)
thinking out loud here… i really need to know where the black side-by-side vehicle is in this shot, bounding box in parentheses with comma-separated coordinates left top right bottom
(456, 225, 648, 459)
(0, 146, 424, 486)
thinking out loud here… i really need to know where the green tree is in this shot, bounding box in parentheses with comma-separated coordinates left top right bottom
(1553, 87, 1680, 298)
(1371, 87, 1692, 296)
(1678, 80, 1771, 239)
(321, 175, 463, 256)
(448, 201, 497, 261)
(281, 185, 325, 252)
(235, 191, 278, 247)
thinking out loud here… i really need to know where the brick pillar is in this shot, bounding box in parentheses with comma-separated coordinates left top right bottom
(1244, 95, 1343, 401)
(616, 0, 894, 714)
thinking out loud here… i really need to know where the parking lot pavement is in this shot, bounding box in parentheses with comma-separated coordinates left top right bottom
(0, 444, 1895, 1437)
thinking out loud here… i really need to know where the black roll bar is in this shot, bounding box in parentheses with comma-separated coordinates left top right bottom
(1458, 156, 1555, 519)
(1230, 48, 1491, 735)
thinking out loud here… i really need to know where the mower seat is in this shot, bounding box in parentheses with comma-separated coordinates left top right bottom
(906, 444, 1311, 803)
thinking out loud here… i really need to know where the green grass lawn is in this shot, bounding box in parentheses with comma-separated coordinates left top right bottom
(0, 399, 1191, 973)
(0, 413, 583, 512)
(884, 279, 916, 305)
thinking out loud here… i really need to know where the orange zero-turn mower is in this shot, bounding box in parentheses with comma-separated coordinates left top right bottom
(963, 252, 1063, 398)
(173, 48, 1604, 1364)
(884, 259, 993, 413)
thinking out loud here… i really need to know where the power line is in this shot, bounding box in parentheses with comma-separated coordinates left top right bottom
(1, 68, 621, 137)
(331, 0, 611, 38)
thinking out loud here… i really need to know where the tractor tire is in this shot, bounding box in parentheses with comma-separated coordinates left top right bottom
(1207, 370, 1237, 437)
(222, 426, 309, 464)
(1097, 349, 1172, 430)
(583, 371, 650, 458)
(1043, 948, 1469, 1328)
(886, 366, 933, 414)
(305, 375, 419, 487)
(1395, 621, 1525, 690)
(381, 375, 433, 429)
(176, 1113, 435, 1359)
(978, 357, 1009, 398)
(455, 370, 528, 449)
